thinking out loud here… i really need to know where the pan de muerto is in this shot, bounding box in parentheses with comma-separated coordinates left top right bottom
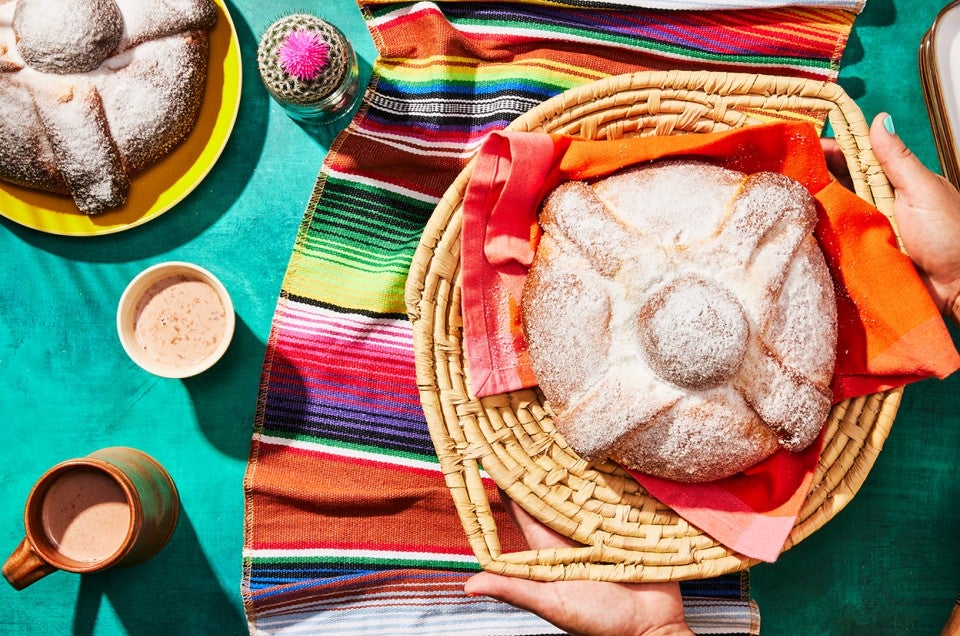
(521, 159, 838, 482)
(0, 0, 217, 214)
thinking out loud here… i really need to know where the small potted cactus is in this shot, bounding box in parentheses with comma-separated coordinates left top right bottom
(257, 14, 359, 125)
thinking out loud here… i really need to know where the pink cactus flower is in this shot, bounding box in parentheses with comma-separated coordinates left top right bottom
(278, 29, 330, 81)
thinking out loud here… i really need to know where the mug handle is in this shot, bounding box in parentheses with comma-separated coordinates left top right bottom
(2, 538, 57, 590)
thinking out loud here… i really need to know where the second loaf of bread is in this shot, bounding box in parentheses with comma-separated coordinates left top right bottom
(0, 0, 217, 214)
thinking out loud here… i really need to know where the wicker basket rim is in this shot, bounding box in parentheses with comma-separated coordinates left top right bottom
(405, 69, 901, 582)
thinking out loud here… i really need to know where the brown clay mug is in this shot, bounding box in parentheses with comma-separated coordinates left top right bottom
(2, 447, 179, 590)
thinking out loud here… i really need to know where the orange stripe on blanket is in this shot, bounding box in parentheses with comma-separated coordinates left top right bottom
(247, 445, 525, 552)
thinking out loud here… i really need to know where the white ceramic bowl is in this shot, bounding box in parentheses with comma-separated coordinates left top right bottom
(117, 262, 235, 378)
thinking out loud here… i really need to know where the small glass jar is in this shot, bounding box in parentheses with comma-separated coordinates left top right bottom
(257, 14, 360, 126)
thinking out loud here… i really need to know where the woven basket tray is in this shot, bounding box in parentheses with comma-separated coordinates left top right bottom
(404, 70, 901, 582)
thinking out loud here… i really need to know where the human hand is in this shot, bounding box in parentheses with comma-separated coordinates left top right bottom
(464, 492, 693, 636)
(822, 112, 960, 320)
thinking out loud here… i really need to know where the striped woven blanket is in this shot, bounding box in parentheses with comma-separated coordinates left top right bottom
(242, 2, 861, 633)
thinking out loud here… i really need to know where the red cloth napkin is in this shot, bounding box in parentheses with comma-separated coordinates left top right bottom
(460, 122, 960, 561)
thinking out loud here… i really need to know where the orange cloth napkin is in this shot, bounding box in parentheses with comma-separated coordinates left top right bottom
(460, 122, 960, 561)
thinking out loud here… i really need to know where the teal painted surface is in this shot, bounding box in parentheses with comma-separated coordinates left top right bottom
(2, 1, 959, 634)
(0, 1, 376, 633)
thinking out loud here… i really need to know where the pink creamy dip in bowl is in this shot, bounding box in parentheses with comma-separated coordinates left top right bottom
(117, 262, 235, 378)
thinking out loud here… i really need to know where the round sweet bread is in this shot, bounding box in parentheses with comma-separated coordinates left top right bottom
(521, 159, 838, 482)
(0, 0, 217, 214)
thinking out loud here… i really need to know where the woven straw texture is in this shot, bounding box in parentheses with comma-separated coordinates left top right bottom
(404, 70, 901, 582)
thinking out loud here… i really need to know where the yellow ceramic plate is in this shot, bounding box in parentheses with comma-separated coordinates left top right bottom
(0, 0, 242, 236)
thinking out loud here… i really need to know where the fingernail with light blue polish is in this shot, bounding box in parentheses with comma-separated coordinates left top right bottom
(883, 115, 896, 135)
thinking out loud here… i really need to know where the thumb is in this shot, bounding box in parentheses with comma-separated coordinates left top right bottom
(464, 571, 555, 614)
(869, 112, 942, 196)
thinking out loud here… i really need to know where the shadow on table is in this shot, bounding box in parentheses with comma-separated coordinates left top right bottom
(837, 0, 896, 101)
(184, 314, 266, 460)
(72, 507, 246, 636)
(182, 315, 311, 465)
(5, 1, 269, 262)
(291, 52, 375, 149)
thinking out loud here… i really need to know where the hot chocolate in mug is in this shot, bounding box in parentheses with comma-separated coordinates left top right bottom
(2, 447, 179, 590)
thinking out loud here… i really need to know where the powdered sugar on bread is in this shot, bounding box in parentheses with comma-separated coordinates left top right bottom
(521, 159, 837, 482)
(0, 0, 216, 214)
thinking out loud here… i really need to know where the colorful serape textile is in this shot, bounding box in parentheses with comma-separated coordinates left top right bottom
(242, 1, 861, 633)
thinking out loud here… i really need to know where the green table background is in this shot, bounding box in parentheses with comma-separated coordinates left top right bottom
(1, 1, 958, 634)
